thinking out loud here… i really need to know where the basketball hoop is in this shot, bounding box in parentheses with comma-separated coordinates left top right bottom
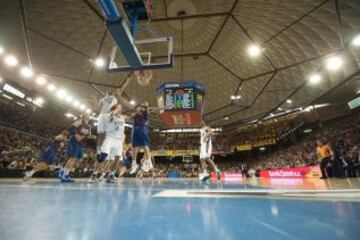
(134, 69, 153, 86)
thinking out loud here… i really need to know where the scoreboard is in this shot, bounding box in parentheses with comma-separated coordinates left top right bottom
(164, 88, 196, 110)
(156, 81, 205, 127)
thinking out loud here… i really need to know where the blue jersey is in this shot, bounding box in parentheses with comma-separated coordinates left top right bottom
(132, 110, 149, 147)
(41, 140, 62, 164)
(133, 110, 148, 129)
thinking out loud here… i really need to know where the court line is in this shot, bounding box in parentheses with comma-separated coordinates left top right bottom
(152, 189, 360, 202)
(250, 216, 301, 240)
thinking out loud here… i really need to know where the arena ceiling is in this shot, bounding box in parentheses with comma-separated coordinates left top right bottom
(0, 0, 360, 129)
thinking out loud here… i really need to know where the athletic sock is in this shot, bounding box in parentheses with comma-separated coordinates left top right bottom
(27, 169, 36, 177)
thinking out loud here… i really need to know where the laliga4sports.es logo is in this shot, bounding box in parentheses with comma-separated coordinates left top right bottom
(268, 170, 306, 177)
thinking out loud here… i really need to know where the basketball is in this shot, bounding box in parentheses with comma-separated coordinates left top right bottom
(134, 70, 152, 86)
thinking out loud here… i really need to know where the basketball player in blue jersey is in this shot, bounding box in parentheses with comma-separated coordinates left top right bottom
(199, 120, 221, 181)
(23, 131, 68, 180)
(58, 115, 95, 182)
(94, 76, 131, 157)
(130, 101, 161, 175)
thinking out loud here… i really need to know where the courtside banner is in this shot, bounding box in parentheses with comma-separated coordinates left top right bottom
(211, 172, 243, 181)
(260, 166, 321, 178)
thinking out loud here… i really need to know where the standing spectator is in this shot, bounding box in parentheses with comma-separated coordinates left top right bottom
(316, 139, 334, 179)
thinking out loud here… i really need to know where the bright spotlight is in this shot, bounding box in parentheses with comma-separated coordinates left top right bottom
(73, 100, 80, 107)
(129, 100, 136, 105)
(65, 95, 73, 103)
(352, 34, 360, 46)
(309, 74, 322, 85)
(286, 99, 292, 104)
(247, 44, 262, 57)
(47, 84, 56, 92)
(0, 46, 4, 55)
(4, 55, 18, 66)
(94, 57, 105, 68)
(36, 76, 47, 85)
(20, 66, 34, 78)
(325, 56, 343, 71)
(34, 97, 44, 105)
(80, 104, 86, 110)
(56, 89, 67, 99)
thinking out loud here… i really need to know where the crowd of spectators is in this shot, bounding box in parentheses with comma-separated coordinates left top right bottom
(1, 99, 359, 179)
(243, 112, 360, 178)
(0, 103, 62, 138)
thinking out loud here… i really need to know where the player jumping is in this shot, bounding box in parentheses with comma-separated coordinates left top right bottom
(130, 102, 159, 175)
(199, 120, 221, 181)
(94, 76, 131, 158)
(89, 104, 128, 183)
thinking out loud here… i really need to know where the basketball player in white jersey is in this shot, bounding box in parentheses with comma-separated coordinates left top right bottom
(199, 120, 221, 181)
(94, 76, 131, 156)
(89, 104, 128, 183)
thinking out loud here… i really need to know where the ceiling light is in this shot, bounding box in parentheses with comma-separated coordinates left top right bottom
(16, 101, 25, 107)
(26, 97, 32, 102)
(230, 95, 241, 100)
(73, 100, 80, 107)
(4, 55, 18, 66)
(94, 57, 105, 68)
(36, 76, 47, 85)
(86, 108, 92, 114)
(91, 112, 96, 116)
(352, 34, 360, 46)
(47, 84, 56, 92)
(80, 104, 86, 110)
(2, 94, 13, 100)
(286, 99, 292, 104)
(56, 89, 67, 99)
(357, 90, 360, 94)
(325, 56, 343, 71)
(34, 97, 44, 105)
(309, 74, 322, 85)
(224, 116, 229, 120)
(20, 66, 34, 78)
(0, 46, 4, 55)
(65, 95, 73, 103)
(129, 100, 136, 105)
(247, 44, 262, 57)
(277, 107, 282, 111)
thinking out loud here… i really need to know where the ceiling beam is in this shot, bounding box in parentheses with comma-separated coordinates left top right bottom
(82, 0, 104, 21)
(151, 11, 229, 22)
(207, 0, 239, 53)
(207, 54, 243, 82)
(19, 0, 33, 68)
(261, 0, 330, 45)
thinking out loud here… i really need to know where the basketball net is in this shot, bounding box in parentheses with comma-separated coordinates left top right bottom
(134, 69, 153, 86)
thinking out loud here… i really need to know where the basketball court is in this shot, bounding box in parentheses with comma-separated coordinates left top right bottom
(1, 178, 360, 240)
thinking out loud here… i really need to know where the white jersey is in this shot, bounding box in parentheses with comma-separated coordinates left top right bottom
(200, 127, 212, 159)
(200, 127, 212, 146)
(100, 95, 118, 114)
(106, 114, 125, 139)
